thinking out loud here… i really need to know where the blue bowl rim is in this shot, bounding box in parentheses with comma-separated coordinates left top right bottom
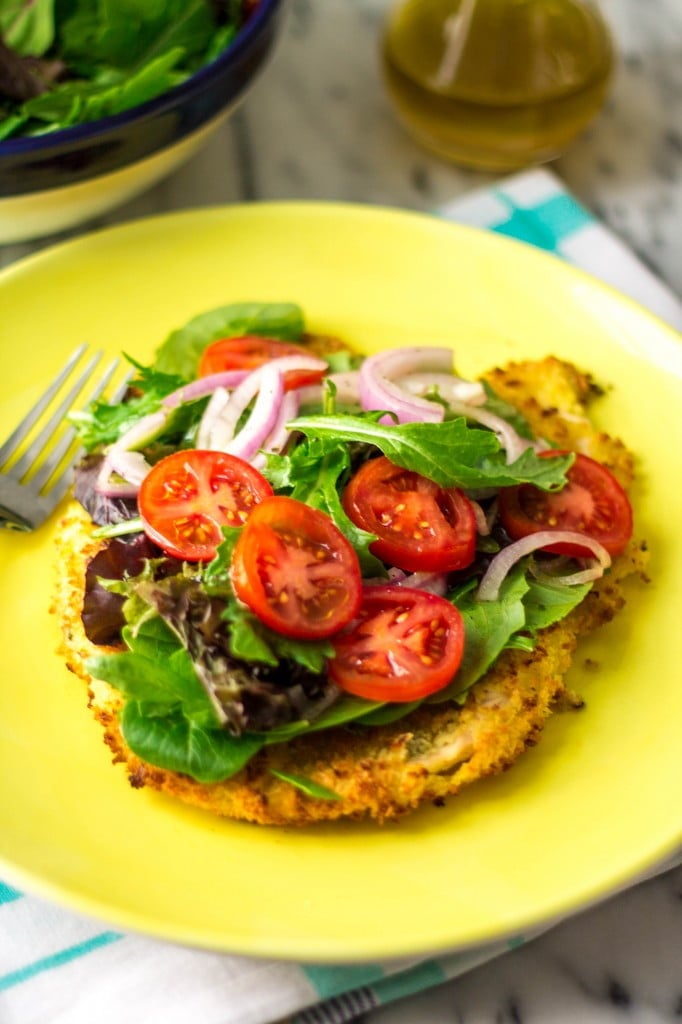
(0, 0, 283, 157)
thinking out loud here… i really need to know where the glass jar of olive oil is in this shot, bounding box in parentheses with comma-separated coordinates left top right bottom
(381, 0, 614, 171)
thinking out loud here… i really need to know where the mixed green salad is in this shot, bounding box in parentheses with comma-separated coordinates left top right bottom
(0, 0, 258, 141)
(69, 301, 632, 799)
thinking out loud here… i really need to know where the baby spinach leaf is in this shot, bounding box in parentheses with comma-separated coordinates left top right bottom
(22, 47, 185, 126)
(353, 700, 421, 726)
(259, 694, 384, 743)
(59, 0, 214, 73)
(430, 566, 530, 703)
(87, 642, 222, 730)
(154, 302, 306, 378)
(121, 702, 263, 784)
(0, 0, 252, 139)
(523, 575, 592, 632)
(0, 0, 55, 56)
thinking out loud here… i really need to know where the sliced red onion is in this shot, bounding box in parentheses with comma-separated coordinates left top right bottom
(224, 363, 285, 462)
(251, 391, 300, 470)
(476, 531, 611, 602)
(364, 567, 447, 596)
(469, 498, 490, 536)
(196, 387, 231, 448)
(95, 450, 152, 497)
(200, 369, 268, 451)
(109, 409, 168, 454)
(162, 370, 249, 410)
(95, 477, 140, 499)
(200, 356, 324, 453)
(446, 399, 541, 464)
(397, 571, 448, 596)
(530, 558, 609, 588)
(399, 372, 486, 407)
(108, 449, 151, 486)
(359, 348, 451, 424)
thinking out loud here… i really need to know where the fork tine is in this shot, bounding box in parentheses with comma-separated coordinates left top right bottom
(9, 350, 104, 483)
(30, 356, 122, 493)
(0, 344, 88, 469)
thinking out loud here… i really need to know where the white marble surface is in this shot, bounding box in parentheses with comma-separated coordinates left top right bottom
(2, 2, 681, 1022)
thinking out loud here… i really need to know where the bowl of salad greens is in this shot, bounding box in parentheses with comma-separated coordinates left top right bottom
(0, 0, 284, 243)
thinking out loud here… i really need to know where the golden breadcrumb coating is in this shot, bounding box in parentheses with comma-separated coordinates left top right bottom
(52, 358, 647, 825)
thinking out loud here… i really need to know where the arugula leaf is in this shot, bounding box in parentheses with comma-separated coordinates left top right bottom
(121, 702, 263, 784)
(69, 359, 185, 450)
(154, 302, 306, 378)
(269, 769, 341, 802)
(264, 437, 385, 577)
(290, 413, 573, 491)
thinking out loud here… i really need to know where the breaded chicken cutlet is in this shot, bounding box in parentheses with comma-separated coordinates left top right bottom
(53, 356, 647, 825)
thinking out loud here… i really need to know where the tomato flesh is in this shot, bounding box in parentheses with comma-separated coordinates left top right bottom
(198, 335, 325, 391)
(231, 495, 363, 639)
(138, 449, 273, 562)
(342, 456, 477, 572)
(499, 451, 633, 557)
(328, 585, 464, 702)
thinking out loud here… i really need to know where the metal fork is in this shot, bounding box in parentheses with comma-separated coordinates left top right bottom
(0, 346, 122, 531)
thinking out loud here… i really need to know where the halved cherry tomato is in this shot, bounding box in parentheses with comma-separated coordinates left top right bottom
(138, 449, 273, 562)
(498, 451, 633, 557)
(328, 585, 464, 702)
(231, 495, 362, 639)
(342, 456, 477, 572)
(198, 336, 326, 391)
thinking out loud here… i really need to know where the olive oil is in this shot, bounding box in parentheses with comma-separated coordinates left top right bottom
(382, 0, 614, 170)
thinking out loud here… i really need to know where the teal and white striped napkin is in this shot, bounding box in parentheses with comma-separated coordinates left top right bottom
(2, 168, 681, 1024)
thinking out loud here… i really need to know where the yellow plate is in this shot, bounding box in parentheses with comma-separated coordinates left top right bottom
(0, 203, 681, 962)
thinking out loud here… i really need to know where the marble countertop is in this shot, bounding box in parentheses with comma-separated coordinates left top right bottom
(1, 1, 680, 1022)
